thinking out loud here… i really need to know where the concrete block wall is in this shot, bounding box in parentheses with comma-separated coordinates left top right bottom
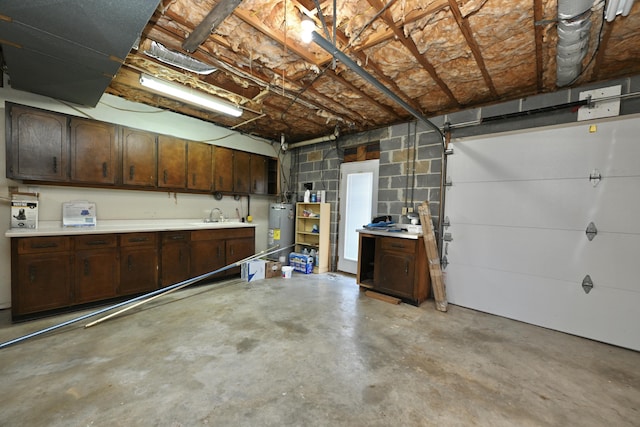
(292, 144, 341, 270)
(378, 123, 443, 223)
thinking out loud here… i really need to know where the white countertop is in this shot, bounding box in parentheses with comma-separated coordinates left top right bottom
(5, 219, 256, 238)
(357, 228, 422, 240)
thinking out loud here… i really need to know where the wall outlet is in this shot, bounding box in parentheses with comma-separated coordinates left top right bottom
(401, 207, 408, 215)
(407, 207, 414, 213)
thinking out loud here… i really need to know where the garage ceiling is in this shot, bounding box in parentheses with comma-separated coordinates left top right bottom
(2, 0, 640, 143)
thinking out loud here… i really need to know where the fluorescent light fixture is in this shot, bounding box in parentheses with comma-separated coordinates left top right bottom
(606, 0, 635, 21)
(139, 74, 242, 117)
(301, 17, 316, 43)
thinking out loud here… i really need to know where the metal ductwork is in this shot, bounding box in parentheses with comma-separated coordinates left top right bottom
(0, 0, 161, 106)
(556, 0, 594, 87)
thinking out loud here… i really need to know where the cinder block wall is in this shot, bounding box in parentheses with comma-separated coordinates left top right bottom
(378, 123, 444, 223)
(291, 144, 342, 270)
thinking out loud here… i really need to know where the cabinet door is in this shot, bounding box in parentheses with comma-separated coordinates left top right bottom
(122, 127, 157, 187)
(226, 237, 255, 276)
(375, 251, 416, 300)
(234, 150, 251, 193)
(14, 253, 72, 315)
(161, 232, 191, 286)
(213, 146, 234, 192)
(70, 118, 118, 184)
(190, 239, 226, 278)
(158, 135, 187, 189)
(75, 248, 119, 303)
(8, 104, 68, 181)
(187, 141, 213, 191)
(251, 154, 267, 194)
(119, 246, 159, 294)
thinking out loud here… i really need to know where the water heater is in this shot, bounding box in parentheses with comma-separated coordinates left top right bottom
(268, 203, 295, 263)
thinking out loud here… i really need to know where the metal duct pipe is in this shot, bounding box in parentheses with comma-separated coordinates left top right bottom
(311, 31, 444, 141)
(287, 126, 339, 149)
(556, 0, 594, 87)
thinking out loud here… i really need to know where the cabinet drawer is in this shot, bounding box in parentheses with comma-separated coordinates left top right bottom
(379, 237, 416, 253)
(161, 231, 190, 243)
(17, 236, 72, 254)
(75, 234, 117, 250)
(120, 232, 157, 247)
(191, 227, 254, 241)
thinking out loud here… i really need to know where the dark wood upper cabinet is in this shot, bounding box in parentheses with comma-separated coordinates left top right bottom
(234, 150, 251, 193)
(158, 135, 187, 189)
(6, 104, 277, 195)
(187, 141, 212, 191)
(7, 104, 69, 182)
(251, 154, 267, 194)
(70, 118, 118, 185)
(213, 146, 234, 192)
(122, 127, 157, 187)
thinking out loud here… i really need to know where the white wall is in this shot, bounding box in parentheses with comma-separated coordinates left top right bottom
(0, 79, 290, 309)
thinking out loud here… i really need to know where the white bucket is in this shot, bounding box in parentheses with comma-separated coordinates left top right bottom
(282, 266, 294, 279)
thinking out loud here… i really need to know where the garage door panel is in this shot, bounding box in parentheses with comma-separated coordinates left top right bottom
(449, 119, 640, 183)
(446, 223, 640, 293)
(445, 115, 640, 351)
(446, 177, 640, 233)
(445, 264, 640, 351)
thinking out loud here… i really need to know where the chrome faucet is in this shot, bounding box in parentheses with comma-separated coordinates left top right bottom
(209, 207, 223, 222)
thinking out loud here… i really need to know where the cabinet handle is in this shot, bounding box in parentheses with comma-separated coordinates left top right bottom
(129, 237, 149, 243)
(86, 240, 108, 246)
(84, 259, 90, 276)
(102, 162, 108, 178)
(170, 235, 186, 241)
(391, 244, 405, 249)
(128, 255, 133, 271)
(163, 170, 168, 184)
(405, 261, 409, 275)
(178, 249, 183, 263)
(29, 266, 36, 283)
(217, 246, 221, 258)
(219, 176, 223, 187)
(230, 246, 234, 256)
(129, 165, 135, 180)
(52, 156, 57, 173)
(254, 179, 257, 190)
(31, 242, 58, 249)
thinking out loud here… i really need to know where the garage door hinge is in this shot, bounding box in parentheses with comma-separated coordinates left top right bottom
(585, 222, 597, 241)
(442, 216, 450, 228)
(589, 169, 602, 187)
(445, 148, 454, 155)
(444, 177, 453, 186)
(582, 275, 594, 294)
(443, 232, 453, 242)
(441, 255, 449, 270)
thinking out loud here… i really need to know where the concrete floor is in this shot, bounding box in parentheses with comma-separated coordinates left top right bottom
(0, 272, 638, 426)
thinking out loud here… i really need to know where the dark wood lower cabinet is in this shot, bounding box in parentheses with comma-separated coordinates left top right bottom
(10, 227, 255, 320)
(160, 231, 191, 287)
(357, 232, 430, 306)
(119, 233, 158, 295)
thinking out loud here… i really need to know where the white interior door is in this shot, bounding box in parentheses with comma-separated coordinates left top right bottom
(444, 115, 640, 351)
(338, 160, 379, 274)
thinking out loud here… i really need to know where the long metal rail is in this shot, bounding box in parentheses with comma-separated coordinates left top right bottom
(0, 244, 292, 350)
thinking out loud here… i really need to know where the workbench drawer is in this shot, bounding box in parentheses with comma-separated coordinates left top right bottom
(17, 236, 72, 254)
(379, 237, 416, 253)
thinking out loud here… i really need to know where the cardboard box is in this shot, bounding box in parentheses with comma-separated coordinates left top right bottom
(63, 201, 97, 227)
(265, 261, 282, 278)
(288, 252, 314, 274)
(11, 194, 38, 229)
(241, 259, 266, 282)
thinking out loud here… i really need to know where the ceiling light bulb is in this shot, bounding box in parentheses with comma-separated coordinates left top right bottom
(139, 74, 242, 117)
(301, 18, 315, 43)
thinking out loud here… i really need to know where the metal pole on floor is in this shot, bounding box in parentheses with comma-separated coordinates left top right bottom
(0, 244, 292, 350)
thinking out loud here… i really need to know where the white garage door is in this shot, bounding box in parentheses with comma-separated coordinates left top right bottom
(444, 115, 640, 351)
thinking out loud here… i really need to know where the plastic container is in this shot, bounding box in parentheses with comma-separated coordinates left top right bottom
(282, 266, 294, 278)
